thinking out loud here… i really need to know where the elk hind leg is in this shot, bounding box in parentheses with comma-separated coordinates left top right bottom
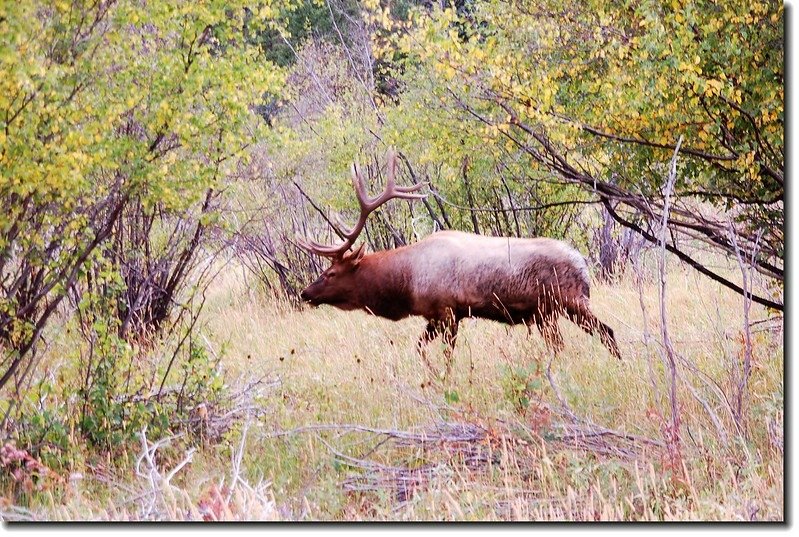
(566, 302, 621, 360)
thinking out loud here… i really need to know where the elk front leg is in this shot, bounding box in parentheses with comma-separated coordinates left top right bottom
(416, 314, 460, 381)
(416, 320, 439, 378)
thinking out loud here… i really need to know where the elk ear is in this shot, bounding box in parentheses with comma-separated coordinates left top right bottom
(349, 243, 366, 265)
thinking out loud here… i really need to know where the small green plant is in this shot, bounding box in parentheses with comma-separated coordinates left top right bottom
(500, 362, 542, 414)
(444, 390, 460, 405)
(178, 342, 225, 413)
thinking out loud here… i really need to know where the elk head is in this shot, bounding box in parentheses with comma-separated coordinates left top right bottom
(298, 149, 426, 308)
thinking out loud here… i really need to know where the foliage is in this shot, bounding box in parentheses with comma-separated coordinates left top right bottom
(500, 362, 542, 414)
(252, 0, 360, 67)
(383, 0, 783, 308)
(1, 0, 287, 394)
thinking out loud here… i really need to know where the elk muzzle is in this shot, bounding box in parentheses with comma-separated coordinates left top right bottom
(300, 285, 318, 305)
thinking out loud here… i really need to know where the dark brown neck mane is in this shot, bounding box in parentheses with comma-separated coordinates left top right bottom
(354, 251, 414, 321)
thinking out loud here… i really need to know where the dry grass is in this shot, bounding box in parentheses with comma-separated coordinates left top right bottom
(4, 251, 783, 521)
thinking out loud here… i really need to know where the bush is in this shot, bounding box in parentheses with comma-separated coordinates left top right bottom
(1, 0, 285, 395)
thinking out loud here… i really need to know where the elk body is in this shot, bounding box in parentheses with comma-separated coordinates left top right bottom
(299, 150, 621, 376)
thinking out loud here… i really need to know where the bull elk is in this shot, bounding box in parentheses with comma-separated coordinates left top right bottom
(298, 150, 621, 377)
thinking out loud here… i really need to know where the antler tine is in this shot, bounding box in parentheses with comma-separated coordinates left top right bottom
(363, 150, 428, 209)
(298, 148, 428, 259)
(386, 149, 427, 196)
(297, 236, 350, 257)
(350, 161, 373, 210)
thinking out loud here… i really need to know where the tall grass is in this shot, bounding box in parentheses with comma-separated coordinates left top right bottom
(3, 250, 783, 521)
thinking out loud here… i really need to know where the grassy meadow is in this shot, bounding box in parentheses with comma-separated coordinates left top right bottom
(17, 249, 782, 522)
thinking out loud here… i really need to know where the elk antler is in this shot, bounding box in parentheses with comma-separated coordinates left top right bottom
(298, 149, 427, 258)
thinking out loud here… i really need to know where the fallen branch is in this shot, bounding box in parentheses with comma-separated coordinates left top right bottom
(265, 411, 663, 506)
